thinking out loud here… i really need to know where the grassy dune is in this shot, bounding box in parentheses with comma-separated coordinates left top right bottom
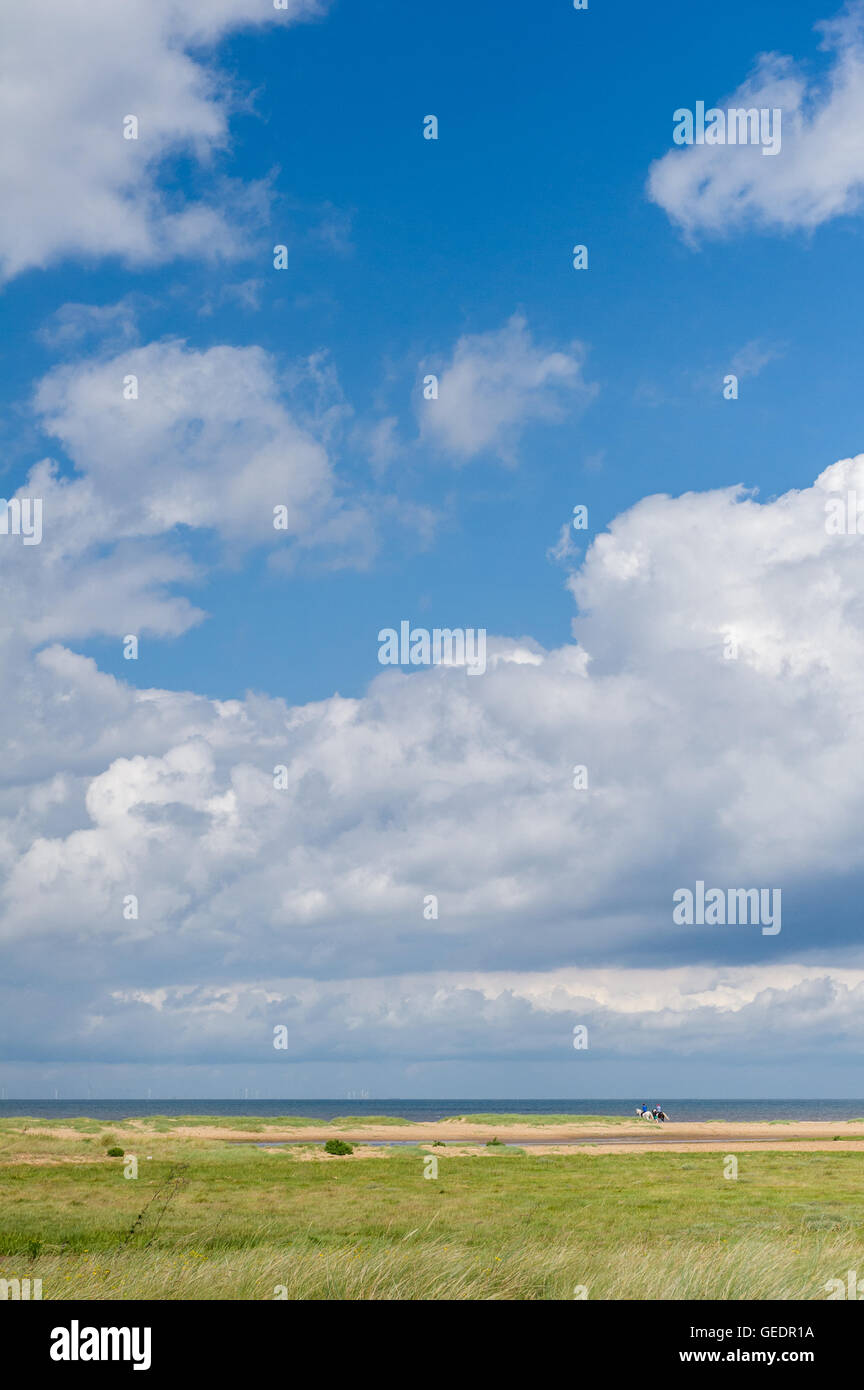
(0, 1112, 631, 1133)
(1, 1118, 863, 1300)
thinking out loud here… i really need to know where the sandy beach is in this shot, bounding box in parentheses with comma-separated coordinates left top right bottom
(160, 1117, 864, 1150)
(12, 1116, 864, 1158)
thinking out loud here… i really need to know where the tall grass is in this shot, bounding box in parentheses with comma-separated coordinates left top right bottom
(5, 1231, 862, 1300)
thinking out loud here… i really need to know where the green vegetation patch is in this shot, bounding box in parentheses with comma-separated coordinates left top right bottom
(3, 1131, 864, 1299)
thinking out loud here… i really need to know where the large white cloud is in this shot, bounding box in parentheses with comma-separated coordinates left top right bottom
(0, 0, 327, 282)
(647, 4, 864, 236)
(4, 453, 864, 1072)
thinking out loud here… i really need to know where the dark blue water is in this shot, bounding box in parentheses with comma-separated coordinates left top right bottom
(1, 1099, 863, 1122)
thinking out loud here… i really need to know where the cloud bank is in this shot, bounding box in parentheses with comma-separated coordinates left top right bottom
(4, 450, 864, 1077)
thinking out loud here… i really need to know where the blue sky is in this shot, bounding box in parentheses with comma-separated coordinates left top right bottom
(3, 0, 864, 1098)
(4, 0, 861, 706)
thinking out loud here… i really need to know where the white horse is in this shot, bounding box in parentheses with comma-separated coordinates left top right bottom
(635, 1108, 658, 1121)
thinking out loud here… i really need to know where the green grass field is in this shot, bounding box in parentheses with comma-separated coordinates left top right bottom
(1, 1117, 863, 1300)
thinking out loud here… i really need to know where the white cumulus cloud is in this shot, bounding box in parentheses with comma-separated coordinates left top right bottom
(648, 4, 864, 236)
(0, 0, 327, 282)
(418, 314, 596, 464)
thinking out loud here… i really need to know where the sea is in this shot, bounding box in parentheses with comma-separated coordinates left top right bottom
(1, 1099, 863, 1122)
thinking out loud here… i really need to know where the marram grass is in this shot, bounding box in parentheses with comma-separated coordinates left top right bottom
(6, 1233, 864, 1301)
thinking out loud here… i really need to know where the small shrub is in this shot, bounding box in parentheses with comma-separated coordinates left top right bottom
(106, 1146, 124, 1157)
(486, 1138, 505, 1147)
(432, 1140, 445, 1147)
(323, 1139, 353, 1156)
